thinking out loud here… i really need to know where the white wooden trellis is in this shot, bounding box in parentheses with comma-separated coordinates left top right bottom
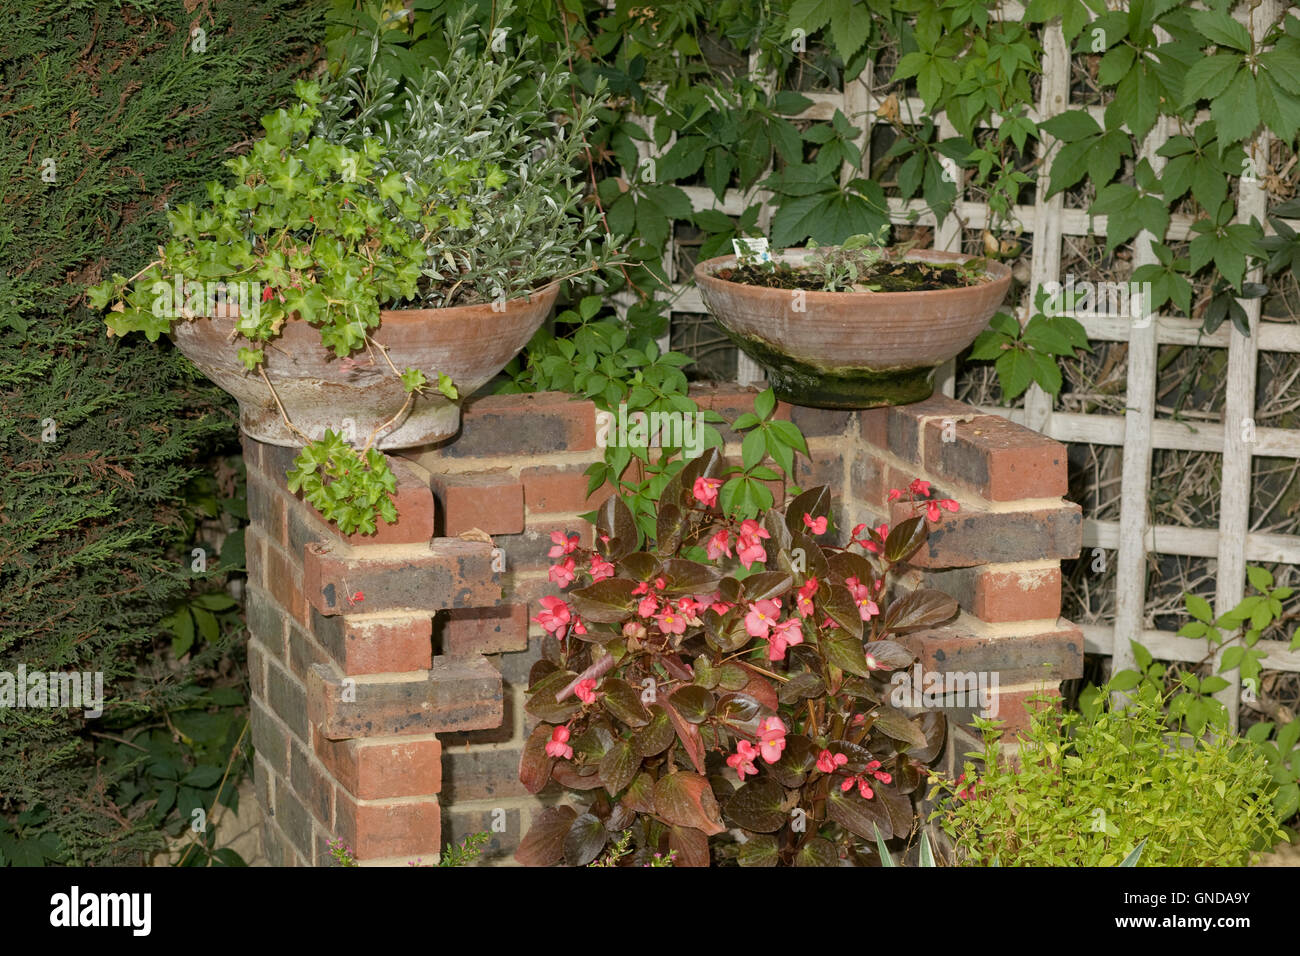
(603, 2, 1300, 712)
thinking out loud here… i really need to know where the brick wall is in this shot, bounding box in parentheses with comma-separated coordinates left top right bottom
(243, 386, 1082, 866)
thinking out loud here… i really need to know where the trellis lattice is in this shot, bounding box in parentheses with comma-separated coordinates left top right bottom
(608, 1, 1300, 720)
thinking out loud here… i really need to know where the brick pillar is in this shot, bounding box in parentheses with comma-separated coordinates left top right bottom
(857, 395, 1083, 748)
(243, 437, 504, 866)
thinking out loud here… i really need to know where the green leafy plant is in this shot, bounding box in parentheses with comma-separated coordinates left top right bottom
(326, 831, 490, 867)
(968, 302, 1091, 401)
(805, 227, 891, 291)
(931, 680, 1286, 866)
(1110, 567, 1300, 823)
(90, 8, 618, 536)
(514, 448, 964, 866)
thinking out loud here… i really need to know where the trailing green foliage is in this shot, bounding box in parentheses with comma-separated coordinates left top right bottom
(0, 0, 321, 864)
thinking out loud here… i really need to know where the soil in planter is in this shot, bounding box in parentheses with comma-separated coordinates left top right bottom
(715, 257, 989, 292)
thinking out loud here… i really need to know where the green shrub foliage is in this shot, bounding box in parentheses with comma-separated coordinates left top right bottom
(0, 1, 321, 864)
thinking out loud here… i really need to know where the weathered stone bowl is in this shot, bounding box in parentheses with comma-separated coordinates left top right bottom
(694, 249, 1012, 408)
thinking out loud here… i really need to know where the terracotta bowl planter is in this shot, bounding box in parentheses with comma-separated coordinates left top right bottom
(694, 249, 1013, 408)
(169, 283, 559, 449)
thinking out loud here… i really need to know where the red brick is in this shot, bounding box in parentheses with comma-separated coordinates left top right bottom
(923, 414, 1068, 501)
(861, 394, 974, 462)
(288, 622, 335, 682)
(246, 527, 267, 590)
(521, 464, 610, 514)
(267, 656, 310, 743)
(247, 477, 288, 547)
(442, 604, 529, 656)
(449, 392, 596, 457)
(311, 610, 433, 676)
(307, 656, 503, 740)
(265, 542, 308, 626)
(782, 404, 857, 437)
(430, 469, 525, 536)
(441, 747, 531, 802)
(334, 791, 442, 861)
(938, 685, 1063, 738)
(896, 622, 1084, 684)
(290, 736, 335, 826)
(890, 501, 1082, 569)
(314, 735, 442, 799)
(302, 538, 500, 616)
(922, 566, 1062, 623)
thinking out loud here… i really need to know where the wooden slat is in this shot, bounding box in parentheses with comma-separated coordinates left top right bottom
(1083, 519, 1300, 565)
(1213, 0, 1278, 726)
(1109, 114, 1169, 688)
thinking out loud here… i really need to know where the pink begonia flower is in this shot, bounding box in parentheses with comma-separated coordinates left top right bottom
(802, 512, 828, 535)
(706, 529, 733, 561)
(693, 477, 722, 508)
(575, 679, 598, 704)
(726, 740, 760, 781)
(795, 577, 818, 618)
(865, 760, 892, 784)
(573, 617, 587, 636)
(533, 596, 571, 634)
(886, 488, 904, 502)
(637, 594, 659, 618)
(548, 531, 580, 558)
(656, 608, 687, 635)
(737, 518, 770, 567)
(821, 616, 839, 630)
(957, 773, 977, 800)
(767, 617, 804, 661)
(545, 726, 573, 760)
(845, 576, 879, 621)
(865, 651, 885, 672)
(925, 498, 961, 523)
(549, 555, 577, 588)
(756, 717, 787, 764)
(745, 598, 782, 639)
(841, 774, 874, 799)
(590, 554, 615, 582)
(850, 523, 870, 548)
(910, 478, 932, 498)
(816, 749, 848, 774)
(676, 596, 702, 617)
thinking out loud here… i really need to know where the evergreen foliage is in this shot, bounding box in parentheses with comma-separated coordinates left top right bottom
(0, 0, 321, 864)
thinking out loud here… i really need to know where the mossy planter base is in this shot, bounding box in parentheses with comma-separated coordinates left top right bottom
(725, 331, 936, 409)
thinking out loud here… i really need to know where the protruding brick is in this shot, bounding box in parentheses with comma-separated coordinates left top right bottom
(311, 609, 433, 675)
(314, 735, 442, 799)
(521, 464, 609, 514)
(921, 565, 1062, 623)
(782, 403, 857, 437)
(896, 621, 1084, 684)
(448, 392, 596, 457)
(442, 605, 529, 656)
(891, 501, 1082, 568)
(308, 656, 503, 740)
(429, 469, 524, 536)
(288, 457, 437, 551)
(334, 791, 441, 861)
(302, 538, 500, 616)
(923, 414, 1068, 501)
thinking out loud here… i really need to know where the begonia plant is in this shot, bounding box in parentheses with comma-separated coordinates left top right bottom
(515, 447, 964, 867)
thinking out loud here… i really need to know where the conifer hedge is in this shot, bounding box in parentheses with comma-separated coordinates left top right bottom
(0, 0, 321, 864)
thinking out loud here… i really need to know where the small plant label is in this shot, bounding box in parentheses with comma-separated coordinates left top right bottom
(733, 236, 771, 266)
